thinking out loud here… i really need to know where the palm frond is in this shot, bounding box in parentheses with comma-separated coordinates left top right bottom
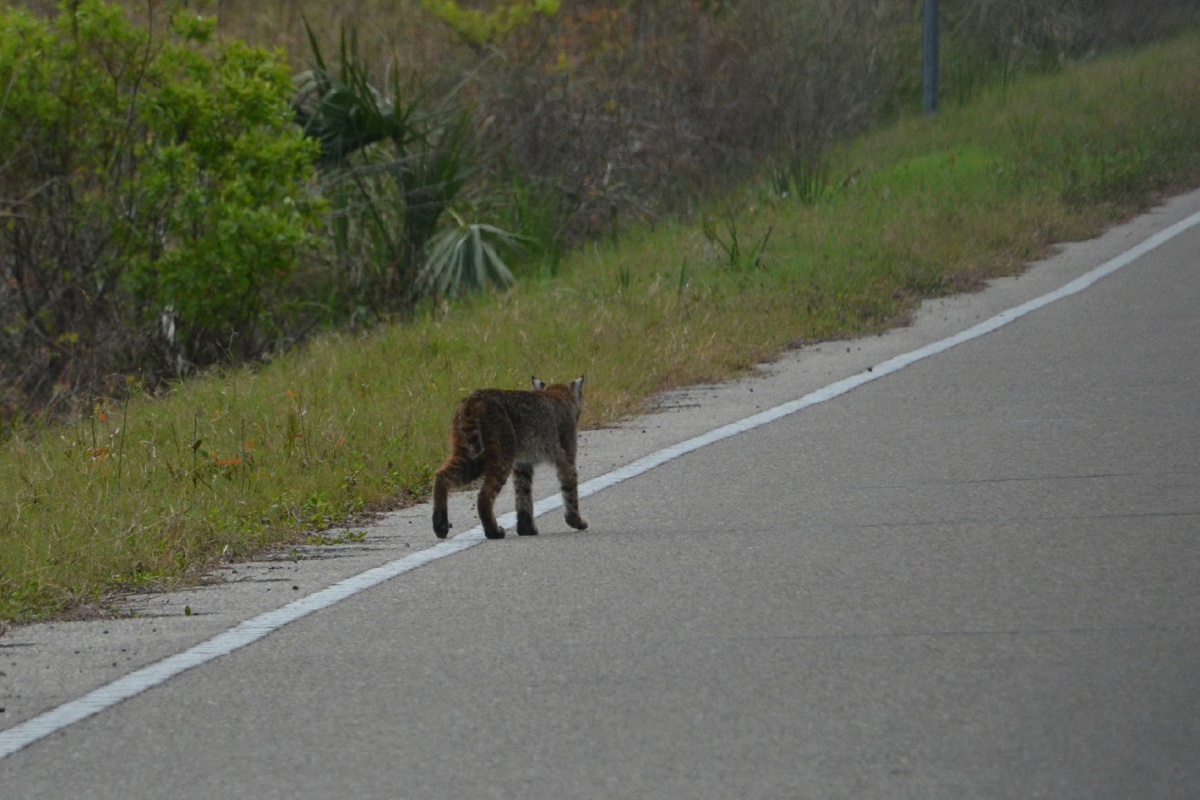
(415, 221, 524, 299)
(293, 19, 422, 165)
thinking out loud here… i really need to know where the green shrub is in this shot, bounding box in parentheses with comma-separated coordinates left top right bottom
(130, 34, 322, 366)
(0, 0, 320, 414)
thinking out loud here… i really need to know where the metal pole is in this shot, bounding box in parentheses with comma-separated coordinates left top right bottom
(922, 0, 940, 115)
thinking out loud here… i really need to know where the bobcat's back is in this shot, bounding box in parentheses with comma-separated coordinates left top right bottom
(456, 385, 580, 465)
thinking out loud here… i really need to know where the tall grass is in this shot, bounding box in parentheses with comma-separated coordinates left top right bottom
(3, 32, 1200, 622)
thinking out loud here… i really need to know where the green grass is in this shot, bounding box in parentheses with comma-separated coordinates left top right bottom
(3, 32, 1200, 623)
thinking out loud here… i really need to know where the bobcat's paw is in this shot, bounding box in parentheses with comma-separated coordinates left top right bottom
(484, 525, 507, 540)
(517, 516, 539, 536)
(432, 511, 452, 539)
(564, 512, 588, 531)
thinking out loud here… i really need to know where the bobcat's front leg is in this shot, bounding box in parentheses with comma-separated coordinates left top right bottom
(556, 461, 588, 530)
(513, 463, 538, 536)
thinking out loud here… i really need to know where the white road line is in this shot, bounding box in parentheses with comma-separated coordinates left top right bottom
(2, 207, 1199, 760)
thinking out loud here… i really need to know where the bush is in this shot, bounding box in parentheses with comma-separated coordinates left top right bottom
(0, 0, 319, 418)
(295, 22, 518, 309)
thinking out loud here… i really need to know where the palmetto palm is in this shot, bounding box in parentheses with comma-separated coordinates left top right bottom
(294, 22, 517, 304)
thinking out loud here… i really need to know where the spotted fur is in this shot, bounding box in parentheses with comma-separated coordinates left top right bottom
(432, 376, 588, 540)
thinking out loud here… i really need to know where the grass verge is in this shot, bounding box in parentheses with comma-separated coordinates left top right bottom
(3, 32, 1200, 623)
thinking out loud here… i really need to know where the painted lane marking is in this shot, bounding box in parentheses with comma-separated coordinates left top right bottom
(2, 207, 1199, 760)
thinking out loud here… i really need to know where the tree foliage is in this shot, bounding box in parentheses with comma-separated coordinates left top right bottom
(0, 0, 320, 414)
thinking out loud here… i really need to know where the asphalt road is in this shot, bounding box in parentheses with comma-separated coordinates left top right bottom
(2, 194, 1198, 798)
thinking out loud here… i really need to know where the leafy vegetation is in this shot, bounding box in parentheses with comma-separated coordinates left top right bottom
(0, 1, 320, 416)
(293, 21, 502, 310)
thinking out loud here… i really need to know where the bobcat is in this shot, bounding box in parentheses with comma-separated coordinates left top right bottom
(432, 376, 589, 540)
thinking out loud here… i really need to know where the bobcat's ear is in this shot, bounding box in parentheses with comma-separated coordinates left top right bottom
(570, 375, 585, 402)
(531, 376, 546, 391)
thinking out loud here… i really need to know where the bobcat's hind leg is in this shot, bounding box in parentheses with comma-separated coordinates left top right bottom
(432, 456, 483, 538)
(475, 412, 516, 540)
(477, 463, 510, 539)
(556, 460, 588, 531)
(514, 463, 538, 536)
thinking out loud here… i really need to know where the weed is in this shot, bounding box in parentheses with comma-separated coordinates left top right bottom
(676, 259, 691, 300)
(701, 213, 773, 273)
(769, 155, 831, 205)
(616, 263, 632, 293)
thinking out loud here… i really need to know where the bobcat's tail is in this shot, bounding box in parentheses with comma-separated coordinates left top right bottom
(457, 408, 486, 460)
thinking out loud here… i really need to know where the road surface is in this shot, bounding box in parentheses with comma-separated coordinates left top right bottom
(2, 190, 1198, 798)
